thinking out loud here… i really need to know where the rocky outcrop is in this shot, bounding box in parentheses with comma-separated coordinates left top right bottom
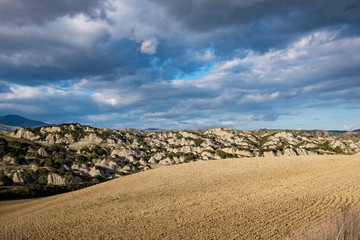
(12, 170, 25, 185)
(47, 173, 65, 185)
(111, 147, 140, 159)
(11, 127, 39, 141)
(89, 167, 102, 177)
(80, 133, 103, 144)
(38, 148, 50, 157)
(41, 126, 61, 133)
(3, 155, 16, 165)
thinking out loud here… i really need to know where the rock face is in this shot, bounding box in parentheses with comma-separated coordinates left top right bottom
(89, 167, 102, 177)
(38, 148, 50, 157)
(80, 133, 103, 144)
(12, 171, 25, 185)
(11, 128, 39, 141)
(47, 173, 65, 185)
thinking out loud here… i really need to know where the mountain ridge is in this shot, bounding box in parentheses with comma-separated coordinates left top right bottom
(0, 114, 50, 128)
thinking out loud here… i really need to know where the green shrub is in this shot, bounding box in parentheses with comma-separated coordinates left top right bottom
(36, 168, 49, 184)
(184, 153, 198, 163)
(116, 171, 126, 176)
(80, 146, 90, 153)
(44, 158, 59, 168)
(75, 155, 89, 164)
(193, 138, 204, 147)
(216, 150, 237, 159)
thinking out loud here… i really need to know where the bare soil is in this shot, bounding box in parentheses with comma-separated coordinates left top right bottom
(1, 154, 360, 239)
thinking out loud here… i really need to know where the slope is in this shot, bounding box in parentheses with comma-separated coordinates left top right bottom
(1, 154, 360, 239)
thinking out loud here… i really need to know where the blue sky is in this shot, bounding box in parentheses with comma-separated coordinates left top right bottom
(0, 0, 359, 130)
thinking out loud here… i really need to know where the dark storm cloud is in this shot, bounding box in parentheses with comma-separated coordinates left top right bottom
(150, 0, 360, 31)
(149, 0, 360, 53)
(0, 0, 105, 25)
(0, 26, 152, 85)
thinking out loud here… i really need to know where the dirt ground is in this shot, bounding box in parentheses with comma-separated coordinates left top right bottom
(1, 154, 360, 239)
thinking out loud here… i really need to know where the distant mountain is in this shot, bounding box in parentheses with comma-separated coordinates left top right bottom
(351, 129, 360, 132)
(327, 130, 348, 133)
(0, 114, 50, 128)
(145, 128, 164, 131)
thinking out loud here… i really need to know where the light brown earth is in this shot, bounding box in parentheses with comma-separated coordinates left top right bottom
(1, 154, 360, 239)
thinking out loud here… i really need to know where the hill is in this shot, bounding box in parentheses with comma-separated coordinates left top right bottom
(0, 123, 359, 199)
(0, 114, 50, 128)
(1, 154, 360, 239)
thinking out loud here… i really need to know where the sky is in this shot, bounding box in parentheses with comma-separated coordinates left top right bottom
(0, 0, 359, 130)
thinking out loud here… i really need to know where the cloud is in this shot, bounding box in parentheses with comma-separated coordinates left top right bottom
(0, 85, 101, 124)
(1, 86, 67, 100)
(91, 89, 143, 107)
(0, 0, 105, 25)
(140, 38, 159, 55)
(0, 0, 359, 129)
(343, 123, 360, 131)
(239, 92, 279, 103)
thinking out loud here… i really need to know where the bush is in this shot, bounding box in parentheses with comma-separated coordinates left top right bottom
(75, 155, 89, 164)
(0, 173, 13, 185)
(80, 146, 90, 153)
(44, 158, 60, 168)
(116, 171, 126, 176)
(184, 153, 198, 163)
(216, 150, 237, 159)
(36, 168, 49, 184)
(193, 138, 204, 147)
(0, 182, 96, 200)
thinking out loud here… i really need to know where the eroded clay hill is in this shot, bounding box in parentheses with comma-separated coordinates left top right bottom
(1, 124, 359, 187)
(1, 154, 360, 239)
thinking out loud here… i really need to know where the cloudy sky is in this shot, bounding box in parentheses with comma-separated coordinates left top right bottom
(0, 0, 359, 130)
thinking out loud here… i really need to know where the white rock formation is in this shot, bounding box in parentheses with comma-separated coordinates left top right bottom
(38, 147, 50, 157)
(47, 173, 65, 185)
(12, 170, 25, 185)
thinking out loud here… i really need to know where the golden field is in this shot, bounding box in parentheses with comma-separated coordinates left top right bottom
(1, 154, 360, 239)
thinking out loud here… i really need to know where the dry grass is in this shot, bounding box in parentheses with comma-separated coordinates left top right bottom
(1, 154, 360, 239)
(304, 205, 360, 239)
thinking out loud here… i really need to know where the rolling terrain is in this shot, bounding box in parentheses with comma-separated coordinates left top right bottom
(1, 124, 360, 191)
(1, 154, 360, 239)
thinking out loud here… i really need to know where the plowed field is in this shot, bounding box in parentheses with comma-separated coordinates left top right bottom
(1, 154, 360, 239)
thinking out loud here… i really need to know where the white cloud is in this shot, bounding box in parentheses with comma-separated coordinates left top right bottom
(1, 86, 67, 100)
(214, 58, 242, 72)
(239, 114, 266, 122)
(239, 92, 279, 103)
(343, 123, 360, 131)
(86, 113, 122, 122)
(192, 48, 215, 62)
(92, 93, 118, 106)
(221, 121, 238, 125)
(72, 79, 89, 90)
(140, 38, 158, 55)
(91, 90, 142, 107)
